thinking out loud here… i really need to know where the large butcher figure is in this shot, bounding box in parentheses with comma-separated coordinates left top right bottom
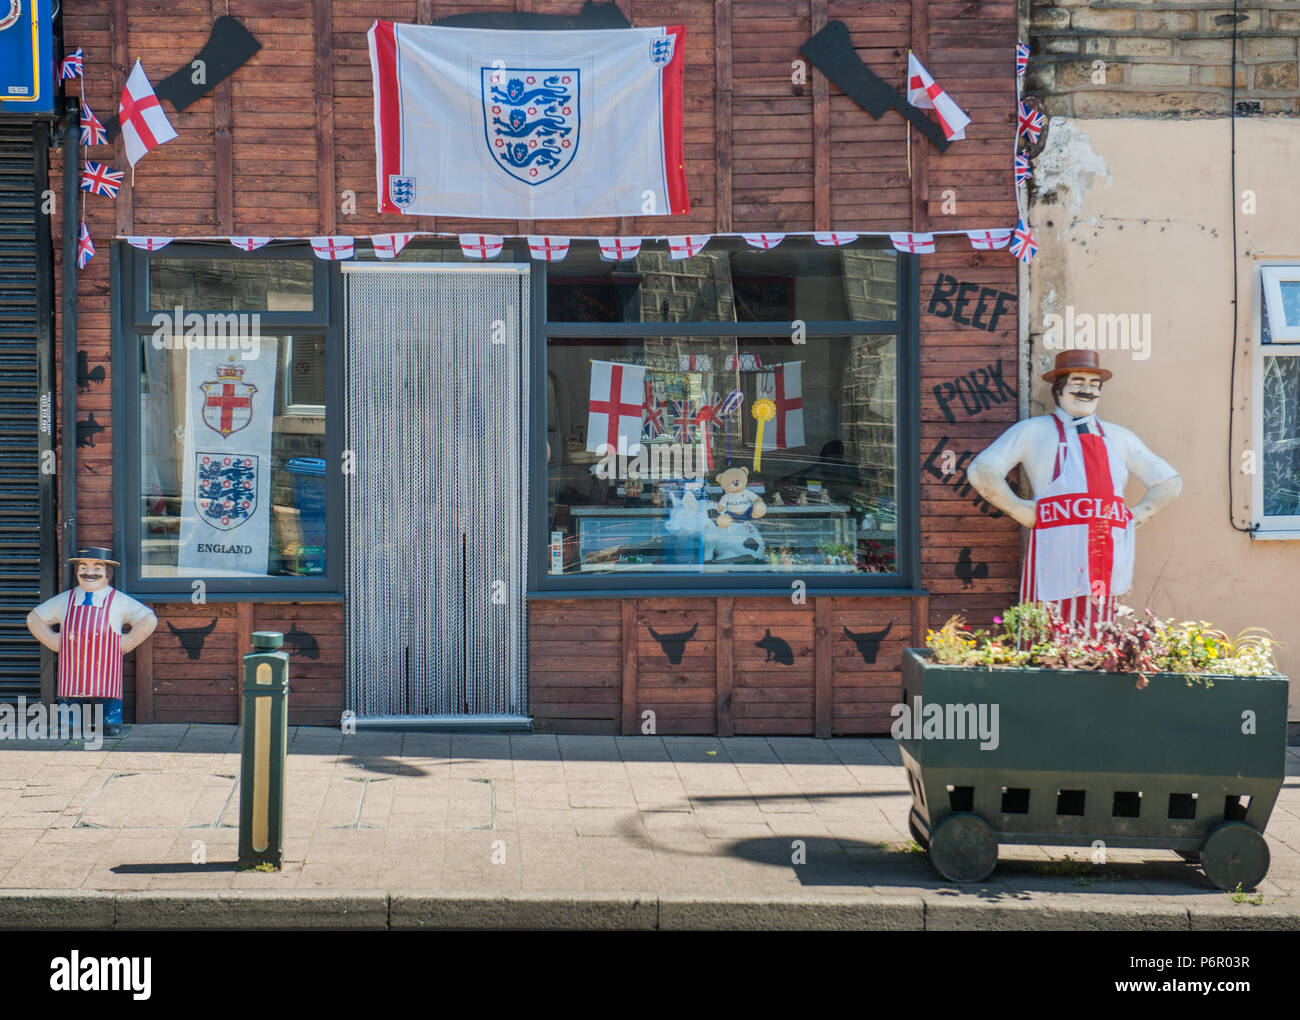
(967, 350, 1181, 631)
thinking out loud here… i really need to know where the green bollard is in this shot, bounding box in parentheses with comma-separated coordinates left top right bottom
(239, 631, 289, 869)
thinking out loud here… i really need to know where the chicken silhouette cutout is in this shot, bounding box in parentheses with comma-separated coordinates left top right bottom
(648, 623, 697, 665)
(167, 619, 217, 660)
(842, 621, 893, 664)
(955, 546, 988, 589)
(77, 351, 106, 393)
(283, 623, 320, 660)
(755, 629, 794, 666)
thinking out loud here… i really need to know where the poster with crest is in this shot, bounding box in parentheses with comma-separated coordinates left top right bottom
(177, 343, 278, 576)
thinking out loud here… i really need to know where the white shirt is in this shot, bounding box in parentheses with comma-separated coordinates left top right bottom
(32, 586, 156, 637)
(970, 407, 1178, 499)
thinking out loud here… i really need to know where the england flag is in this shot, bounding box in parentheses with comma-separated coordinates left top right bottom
(756, 362, 805, 451)
(118, 61, 177, 167)
(368, 21, 690, 220)
(587, 361, 646, 454)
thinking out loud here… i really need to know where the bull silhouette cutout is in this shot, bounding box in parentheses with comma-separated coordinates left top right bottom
(755, 629, 794, 666)
(648, 623, 697, 665)
(283, 623, 320, 660)
(167, 619, 217, 660)
(842, 621, 894, 664)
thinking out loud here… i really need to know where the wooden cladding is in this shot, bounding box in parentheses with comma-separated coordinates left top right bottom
(529, 595, 923, 736)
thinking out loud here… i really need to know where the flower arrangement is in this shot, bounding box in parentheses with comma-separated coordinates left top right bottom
(927, 602, 1280, 685)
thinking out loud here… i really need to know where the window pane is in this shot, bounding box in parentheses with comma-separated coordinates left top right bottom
(546, 241, 897, 323)
(1263, 355, 1300, 516)
(140, 335, 328, 577)
(149, 258, 315, 312)
(1280, 281, 1300, 328)
(545, 335, 898, 576)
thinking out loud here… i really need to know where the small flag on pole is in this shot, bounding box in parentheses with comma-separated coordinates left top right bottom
(907, 52, 971, 142)
(119, 61, 178, 166)
(1018, 101, 1045, 145)
(1016, 42, 1030, 78)
(1015, 153, 1032, 187)
(76, 222, 95, 269)
(80, 161, 125, 199)
(80, 104, 108, 147)
(1009, 218, 1038, 263)
(61, 48, 84, 80)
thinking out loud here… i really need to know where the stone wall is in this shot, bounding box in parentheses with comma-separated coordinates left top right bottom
(1026, 1, 1300, 116)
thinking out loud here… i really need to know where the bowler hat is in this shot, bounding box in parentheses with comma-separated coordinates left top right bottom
(1041, 349, 1112, 383)
(68, 547, 120, 567)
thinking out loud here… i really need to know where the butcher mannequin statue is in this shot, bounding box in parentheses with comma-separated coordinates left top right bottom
(966, 350, 1181, 631)
(26, 548, 157, 737)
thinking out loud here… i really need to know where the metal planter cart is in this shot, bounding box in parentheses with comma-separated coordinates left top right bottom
(899, 649, 1290, 890)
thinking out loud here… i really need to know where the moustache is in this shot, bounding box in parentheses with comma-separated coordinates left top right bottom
(1068, 391, 1098, 399)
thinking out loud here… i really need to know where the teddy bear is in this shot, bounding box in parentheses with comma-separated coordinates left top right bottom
(714, 465, 767, 528)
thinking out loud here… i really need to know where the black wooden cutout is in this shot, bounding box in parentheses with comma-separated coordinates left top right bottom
(799, 21, 951, 153)
(755, 629, 794, 666)
(842, 621, 894, 664)
(284, 623, 320, 660)
(167, 619, 217, 660)
(955, 547, 988, 589)
(648, 622, 697, 665)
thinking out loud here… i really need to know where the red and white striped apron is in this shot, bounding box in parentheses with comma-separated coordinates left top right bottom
(1020, 416, 1134, 632)
(57, 588, 123, 700)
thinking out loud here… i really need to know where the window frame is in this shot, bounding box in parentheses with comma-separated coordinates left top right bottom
(1251, 261, 1300, 536)
(527, 241, 923, 596)
(112, 241, 345, 600)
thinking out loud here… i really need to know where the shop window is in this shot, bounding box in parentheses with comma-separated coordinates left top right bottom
(1256, 266, 1300, 531)
(538, 239, 913, 592)
(117, 244, 341, 597)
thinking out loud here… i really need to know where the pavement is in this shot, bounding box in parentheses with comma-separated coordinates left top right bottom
(1, 725, 1299, 930)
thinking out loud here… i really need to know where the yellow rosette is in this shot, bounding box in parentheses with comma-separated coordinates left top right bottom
(751, 398, 776, 471)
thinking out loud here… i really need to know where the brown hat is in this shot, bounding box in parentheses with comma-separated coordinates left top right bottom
(1041, 349, 1112, 383)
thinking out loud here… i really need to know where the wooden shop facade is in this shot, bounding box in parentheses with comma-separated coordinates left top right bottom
(20, 0, 1022, 734)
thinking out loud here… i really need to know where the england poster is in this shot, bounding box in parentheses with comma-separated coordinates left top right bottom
(178, 344, 277, 576)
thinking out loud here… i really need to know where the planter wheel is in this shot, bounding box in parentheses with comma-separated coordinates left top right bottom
(928, 813, 998, 883)
(908, 814, 930, 852)
(1201, 822, 1270, 892)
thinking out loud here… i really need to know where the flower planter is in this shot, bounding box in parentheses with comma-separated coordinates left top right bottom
(899, 649, 1290, 890)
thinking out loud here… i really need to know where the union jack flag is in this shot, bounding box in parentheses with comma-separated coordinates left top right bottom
(80, 104, 108, 147)
(1018, 101, 1045, 145)
(1009, 218, 1038, 263)
(81, 161, 125, 199)
(76, 222, 95, 270)
(670, 399, 700, 443)
(1015, 153, 1032, 186)
(1016, 43, 1030, 78)
(642, 382, 665, 439)
(61, 48, 84, 80)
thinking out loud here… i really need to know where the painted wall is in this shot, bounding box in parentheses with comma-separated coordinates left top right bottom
(1028, 117, 1300, 717)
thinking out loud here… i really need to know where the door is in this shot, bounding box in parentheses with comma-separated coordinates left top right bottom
(342, 264, 530, 720)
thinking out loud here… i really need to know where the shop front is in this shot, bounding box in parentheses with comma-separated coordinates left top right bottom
(51, 0, 1023, 733)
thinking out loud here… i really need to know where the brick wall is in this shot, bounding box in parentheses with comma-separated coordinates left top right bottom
(1026, 1, 1300, 115)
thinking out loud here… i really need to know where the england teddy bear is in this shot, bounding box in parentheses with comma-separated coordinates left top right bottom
(714, 465, 767, 529)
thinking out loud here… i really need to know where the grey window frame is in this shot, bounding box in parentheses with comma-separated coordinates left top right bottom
(112, 240, 344, 600)
(527, 241, 923, 598)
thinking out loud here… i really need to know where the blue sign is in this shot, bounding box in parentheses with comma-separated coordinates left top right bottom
(0, 0, 56, 116)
